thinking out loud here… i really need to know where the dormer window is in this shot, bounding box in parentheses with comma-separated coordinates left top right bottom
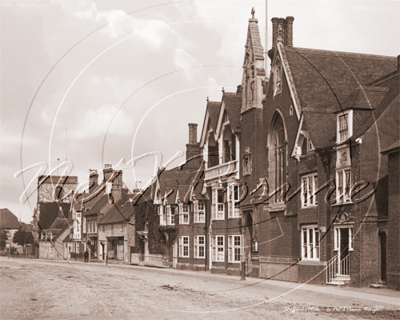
(296, 130, 314, 156)
(223, 111, 228, 123)
(337, 110, 353, 144)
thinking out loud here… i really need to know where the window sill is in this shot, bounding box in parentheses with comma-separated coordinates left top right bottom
(300, 205, 317, 209)
(269, 203, 286, 212)
(298, 260, 325, 265)
(331, 202, 353, 207)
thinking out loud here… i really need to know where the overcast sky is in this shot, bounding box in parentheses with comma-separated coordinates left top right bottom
(1, 0, 399, 223)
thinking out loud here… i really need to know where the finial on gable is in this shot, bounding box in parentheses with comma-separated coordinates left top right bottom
(206, 96, 209, 102)
(251, 7, 255, 19)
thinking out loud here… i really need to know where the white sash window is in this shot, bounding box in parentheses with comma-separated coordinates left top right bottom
(179, 236, 189, 257)
(228, 235, 241, 262)
(194, 235, 205, 258)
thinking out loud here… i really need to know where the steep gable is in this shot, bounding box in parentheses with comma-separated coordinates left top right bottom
(0, 208, 19, 229)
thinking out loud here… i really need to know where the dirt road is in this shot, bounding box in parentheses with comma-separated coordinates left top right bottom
(1, 258, 399, 319)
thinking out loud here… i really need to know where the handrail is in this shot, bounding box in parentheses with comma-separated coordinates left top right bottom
(340, 254, 350, 276)
(326, 254, 338, 283)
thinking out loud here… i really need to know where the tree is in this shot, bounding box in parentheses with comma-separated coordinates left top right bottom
(0, 230, 7, 251)
(12, 229, 34, 254)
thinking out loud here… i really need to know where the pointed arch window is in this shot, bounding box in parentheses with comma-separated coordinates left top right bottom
(271, 114, 286, 203)
(273, 59, 282, 96)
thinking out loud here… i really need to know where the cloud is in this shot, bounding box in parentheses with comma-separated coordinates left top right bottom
(173, 48, 202, 80)
(69, 104, 133, 141)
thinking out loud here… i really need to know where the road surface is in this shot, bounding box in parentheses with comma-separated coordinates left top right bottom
(1, 258, 399, 319)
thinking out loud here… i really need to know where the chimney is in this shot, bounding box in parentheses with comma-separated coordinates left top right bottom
(186, 123, 201, 168)
(103, 164, 113, 182)
(285, 16, 294, 47)
(271, 16, 294, 48)
(89, 169, 98, 193)
(111, 170, 123, 202)
(271, 17, 279, 48)
(188, 123, 197, 145)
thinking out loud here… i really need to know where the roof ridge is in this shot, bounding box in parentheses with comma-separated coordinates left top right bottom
(292, 47, 397, 61)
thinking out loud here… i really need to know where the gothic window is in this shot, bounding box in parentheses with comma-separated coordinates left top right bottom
(273, 59, 282, 96)
(272, 114, 286, 203)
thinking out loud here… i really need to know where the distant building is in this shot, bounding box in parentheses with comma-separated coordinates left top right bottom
(0, 208, 20, 250)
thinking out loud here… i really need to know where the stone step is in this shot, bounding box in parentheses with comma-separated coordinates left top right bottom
(325, 279, 345, 286)
(369, 283, 387, 289)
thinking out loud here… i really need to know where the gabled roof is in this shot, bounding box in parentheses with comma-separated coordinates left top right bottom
(279, 44, 398, 150)
(0, 208, 19, 229)
(84, 194, 109, 217)
(381, 140, 400, 155)
(37, 202, 70, 230)
(284, 47, 396, 114)
(46, 216, 72, 241)
(207, 101, 220, 132)
(154, 162, 206, 205)
(199, 100, 220, 147)
(98, 199, 134, 225)
(221, 93, 241, 133)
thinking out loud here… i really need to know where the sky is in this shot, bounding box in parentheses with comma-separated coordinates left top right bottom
(1, 0, 399, 223)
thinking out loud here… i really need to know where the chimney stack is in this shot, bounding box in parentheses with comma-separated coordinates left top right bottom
(186, 123, 201, 168)
(103, 164, 123, 202)
(285, 16, 294, 47)
(103, 164, 113, 182)
(89, 169, 98, 193)
(111, 170, 123, 202)
(188, 123, 198, 145)
(271, 16, 294, 48)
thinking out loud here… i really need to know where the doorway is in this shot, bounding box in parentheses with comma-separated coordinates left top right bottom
(379, 232, 387, 282)
(172, 238, 177, 269)
(335, 227, 351, 276)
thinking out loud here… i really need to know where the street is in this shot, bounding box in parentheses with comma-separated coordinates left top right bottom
(1, 257, 399, 319)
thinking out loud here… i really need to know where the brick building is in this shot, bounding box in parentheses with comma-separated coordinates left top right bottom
(81, 165, 129, 261)
(199, 90, 243, 274)
(381, 141, 400, 290)
(151, 124, 206, 269)
(253, 16, 399, 287)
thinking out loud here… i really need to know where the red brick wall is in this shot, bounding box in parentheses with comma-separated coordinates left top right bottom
(387, 151, 399, 290)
